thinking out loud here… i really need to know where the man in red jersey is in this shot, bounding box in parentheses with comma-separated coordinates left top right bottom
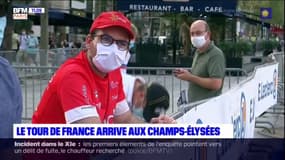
(32, 11, 175, 124)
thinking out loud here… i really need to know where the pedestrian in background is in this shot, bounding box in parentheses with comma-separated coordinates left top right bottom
(121, 72, 147, 120)
(26, 30, 39, 66)
(120, 56, 145, 120)
(179, 14, 191, 56)
(11, 31, 19, 63)
(174, 20, 225, 102)
(16, 29, 28, 65)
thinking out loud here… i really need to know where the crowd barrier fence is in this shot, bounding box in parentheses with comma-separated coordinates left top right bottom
(11, 65, 247, 122)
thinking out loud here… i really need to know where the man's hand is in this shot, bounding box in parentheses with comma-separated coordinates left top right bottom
(174, 68, 192, 81)
(114, 110, 145, 123)
(174, 68, 223, 90)
(150, 115, 177, 124)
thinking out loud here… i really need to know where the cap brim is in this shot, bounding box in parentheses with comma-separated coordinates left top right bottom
(95, 24, 134, 40)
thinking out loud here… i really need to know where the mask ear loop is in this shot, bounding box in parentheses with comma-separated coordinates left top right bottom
(124, 52, 131, 65)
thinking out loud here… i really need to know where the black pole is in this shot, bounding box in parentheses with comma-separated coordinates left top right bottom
(172, 14, 177, 64)
(69, 0, 72, 14)
(261, 21, 264, 39)
(39, 0, 48, 67)
(231, 13, 236, 57)
(232, 13, 236, 43)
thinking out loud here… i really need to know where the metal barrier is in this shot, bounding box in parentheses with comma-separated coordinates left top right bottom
(13, 66, 58, 122)
(0, 50, 17, 64)
(274, 52, 284, 83)
(48, 48, 81, 66)
(255, 52, 284, 138)
(169, 62, 283, 138)
(274, 52, 284, 104)
(0, 48, 81, 66)
(169, 98, 211, 120)
(127, 67, 247, 113)
(14, 65, 247, 122)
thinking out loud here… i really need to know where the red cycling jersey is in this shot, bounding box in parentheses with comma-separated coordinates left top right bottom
(32, 51, 128, 124)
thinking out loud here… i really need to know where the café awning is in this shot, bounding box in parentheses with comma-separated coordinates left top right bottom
(29, 11, 93, 27)
(116, 0, 237, 13)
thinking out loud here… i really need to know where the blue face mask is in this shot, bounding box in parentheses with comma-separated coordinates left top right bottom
(0, 16, 7, 47)
(129, 40, 135, 48)
(129, 41, 136, 55)
(132, 107, 144, 119)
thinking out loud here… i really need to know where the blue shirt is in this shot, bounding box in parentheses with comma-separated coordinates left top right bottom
(0, 57, 22, 138)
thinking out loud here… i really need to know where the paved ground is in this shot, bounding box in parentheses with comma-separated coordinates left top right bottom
(254, 104, 284, 138)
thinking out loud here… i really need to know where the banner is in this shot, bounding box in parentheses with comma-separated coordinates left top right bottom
(5, 139, 284, 159)
(177, 63, 278, 138)
(116, 0, 237, 13)
(13, 124, 233, 139)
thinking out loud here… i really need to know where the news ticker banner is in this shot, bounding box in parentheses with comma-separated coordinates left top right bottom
(177, 63, 278, 138)
(13, 124, 233, 139)
(6, 139, 284, 160)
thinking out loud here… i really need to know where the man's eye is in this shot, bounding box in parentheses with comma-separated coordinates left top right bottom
(102, 38, 111, 42)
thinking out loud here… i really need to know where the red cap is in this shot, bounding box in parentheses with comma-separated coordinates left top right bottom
(89, 11, 134, 39)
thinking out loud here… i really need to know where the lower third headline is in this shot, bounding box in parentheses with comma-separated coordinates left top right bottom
(13, 124, 233, 139)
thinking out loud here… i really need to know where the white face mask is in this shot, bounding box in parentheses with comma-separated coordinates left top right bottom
(191, 34, 207, 48)
(92, 43, 127, 73)
(120, 52, 131, 74)
(123, 52, 131, 66)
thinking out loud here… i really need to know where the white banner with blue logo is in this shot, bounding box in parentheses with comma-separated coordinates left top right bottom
(254, 64, 278, 116)
(177, 63, 278, 138)
(224, 77, 256, 138)
(178, 99, 226, 124)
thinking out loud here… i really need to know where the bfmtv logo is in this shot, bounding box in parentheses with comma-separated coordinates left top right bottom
(13, 8, 28, 14)
(13, 7, 45, 14)
(12, 7, 44, 20)
(13, 8, 28, 20)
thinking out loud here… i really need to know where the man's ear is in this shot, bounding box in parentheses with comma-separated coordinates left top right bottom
(86, 34, 92, 43)
(85, 34, 92, 49)
(207, 31, 211, 40)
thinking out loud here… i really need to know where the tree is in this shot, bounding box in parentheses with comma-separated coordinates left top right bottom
(238, 0, 284, 26)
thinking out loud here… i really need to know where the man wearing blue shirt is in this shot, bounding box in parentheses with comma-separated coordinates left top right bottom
(0, 57, 23, 138)
(0, 15, 23, 138)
